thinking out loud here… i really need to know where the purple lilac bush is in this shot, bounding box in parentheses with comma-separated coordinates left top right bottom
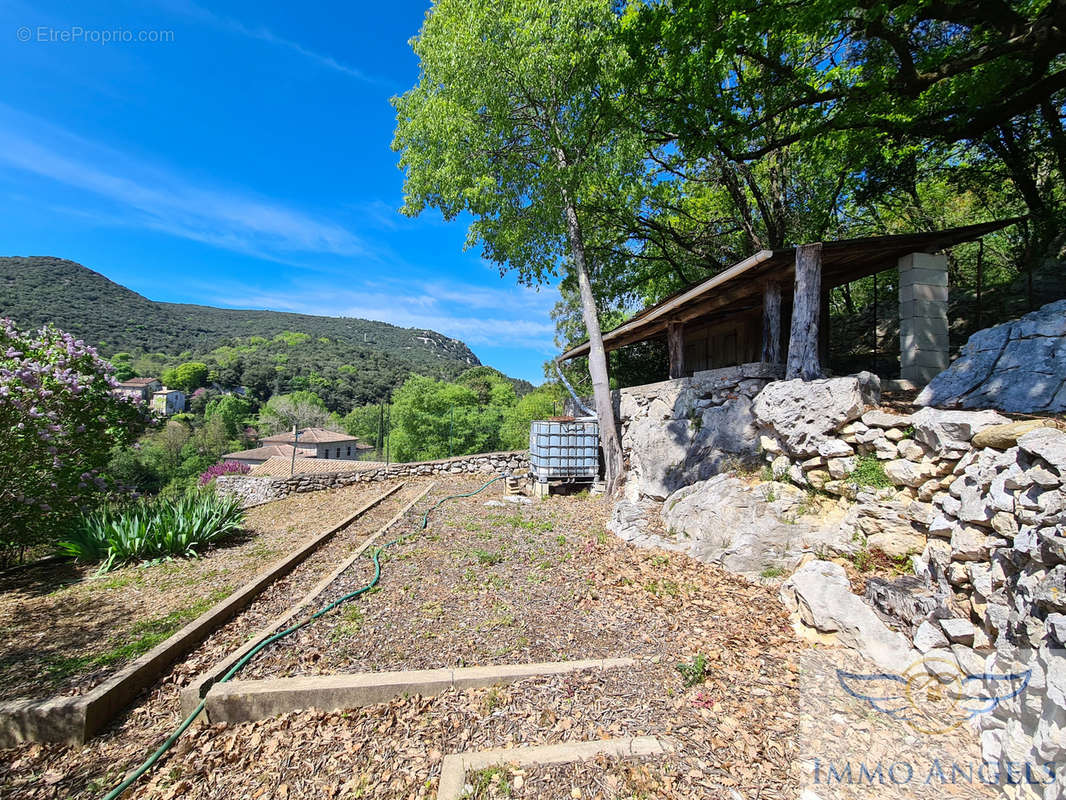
(198, 460, 251, 486)
(0, 319, 149, 558)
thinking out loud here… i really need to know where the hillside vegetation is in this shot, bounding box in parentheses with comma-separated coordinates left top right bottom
(0, 257, 488, 409)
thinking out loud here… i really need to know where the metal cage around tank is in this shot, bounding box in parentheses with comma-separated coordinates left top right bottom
(528, 418, 600, 483)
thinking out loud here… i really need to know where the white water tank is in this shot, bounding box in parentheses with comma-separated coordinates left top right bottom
(528, 418, 599, 483)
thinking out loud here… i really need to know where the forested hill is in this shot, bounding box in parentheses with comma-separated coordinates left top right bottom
(0, 256, 488, 409)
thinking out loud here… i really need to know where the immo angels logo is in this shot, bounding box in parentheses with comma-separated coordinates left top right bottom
(837, 656, 1032, 735)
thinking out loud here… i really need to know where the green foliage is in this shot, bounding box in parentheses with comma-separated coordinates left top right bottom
(0, 320, 149, 561)
(161, 361, 209, 392)
(848, 456, 893, 489)
(388, 375, 498, 461)
(204, 393, 255, 438)
(676, 653, 709, 687)
(258, 390, 332, 434)
(58, 492, 245, 571)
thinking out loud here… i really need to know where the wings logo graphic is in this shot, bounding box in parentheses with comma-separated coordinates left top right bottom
(837, 657, 1031, 735)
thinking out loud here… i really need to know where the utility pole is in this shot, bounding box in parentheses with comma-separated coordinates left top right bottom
(289, 425, 300, 476)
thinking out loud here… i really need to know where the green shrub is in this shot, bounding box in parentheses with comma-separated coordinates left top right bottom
(676, 653, 709, 687)
(58, 492, 245, 571)
(847, 455, 893, 488)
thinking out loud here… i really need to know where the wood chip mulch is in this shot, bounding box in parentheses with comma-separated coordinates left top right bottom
(0, 476, 988, 800)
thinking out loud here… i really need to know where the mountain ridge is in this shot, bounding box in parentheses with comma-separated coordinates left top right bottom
(0, 256, 502, 409)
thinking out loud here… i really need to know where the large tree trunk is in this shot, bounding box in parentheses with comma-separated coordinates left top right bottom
(786, 243, 823, 380)
(562, 199, 624, 495)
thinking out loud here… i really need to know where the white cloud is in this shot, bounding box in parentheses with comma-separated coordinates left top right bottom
(164, 0, 389, 86)
(0, 105, 371, 263)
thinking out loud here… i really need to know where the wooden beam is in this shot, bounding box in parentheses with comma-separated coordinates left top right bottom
(761, 281, 782, 365)
(667, 322, 685, 379)
(786, 243, 823, 380)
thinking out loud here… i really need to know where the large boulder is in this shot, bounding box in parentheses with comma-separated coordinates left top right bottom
(916, 299, 1066, 413)
(753, 372, 881, 458)
(624, 395, 759, 500)
(780, 560, 918, 673)
(910, 406, 1010, 454)
(654, 474, 854, 577)
(971, 419, 1061, 450)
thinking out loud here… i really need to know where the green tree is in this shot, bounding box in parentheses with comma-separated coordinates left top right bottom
(110, 352, 136, 381)
(501, 384, 564, 449)
(388, 375, 498, 461)
(258, 391, 332, 434)
(343, 404, 386, 453)
(205, 394, 256, 439)
(161, 361, 210, 392)
(393, 0, 645, 493)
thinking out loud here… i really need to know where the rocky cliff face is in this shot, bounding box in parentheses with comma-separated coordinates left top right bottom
(917, 298, 1066, 413)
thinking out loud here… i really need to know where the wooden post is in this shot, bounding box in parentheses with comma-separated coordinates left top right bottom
(819, 287, 831, 367)
(786, 243, 823, 380)
(761, 281, 782, 364)
(667, 322, 685, 380)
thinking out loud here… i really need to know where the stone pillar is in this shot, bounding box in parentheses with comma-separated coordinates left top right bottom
(898, 252, 949, 385)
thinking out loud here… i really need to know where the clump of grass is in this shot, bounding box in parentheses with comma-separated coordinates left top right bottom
(44, 589, 230, 679)
(644, 578, 680, 597)
(330, 606, 365, 640)
(676, 653, 709, 687)
(472, 548, 504, 566)
(465, 765, 510, 798)
(59, 492, 244, 572)
(847, 455, 893, 488)
(760, 566, 785, 579)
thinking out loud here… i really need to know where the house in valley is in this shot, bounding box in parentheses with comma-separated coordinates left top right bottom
(259, 427, 370, 460)
(221, 443, 305, 468)
(113, 377, 162, 402)
(151, 387, 186, 416)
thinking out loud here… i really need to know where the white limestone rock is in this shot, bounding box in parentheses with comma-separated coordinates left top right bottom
(752, 372, 880, 458)
(910, 407, 1011, 455)
(654, 475, 854, 578)
(780, 560, 917, 673)
(916, 299, 1066, 413)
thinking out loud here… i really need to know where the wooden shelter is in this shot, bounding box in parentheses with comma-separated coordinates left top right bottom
(557, 219, 1020, 385)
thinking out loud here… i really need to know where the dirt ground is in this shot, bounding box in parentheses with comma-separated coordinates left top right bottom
(0, 477, 993, 799)
(0, 481, 398, 700)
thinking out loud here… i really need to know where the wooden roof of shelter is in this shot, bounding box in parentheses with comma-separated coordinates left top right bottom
(558, 218, 1021, 362)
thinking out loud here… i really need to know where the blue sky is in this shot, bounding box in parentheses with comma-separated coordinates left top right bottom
(0, 0, 560, 383)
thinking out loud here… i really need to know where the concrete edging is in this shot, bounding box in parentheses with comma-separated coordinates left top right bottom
(437, 735, 671, 800)
(181, 482, 438, 716)
(204, 658, 634, 724)
(0, 481, 406, 747)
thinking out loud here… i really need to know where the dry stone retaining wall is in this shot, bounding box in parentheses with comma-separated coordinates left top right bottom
(216, 451, 529, 507)
(753, 375, 1066, 794)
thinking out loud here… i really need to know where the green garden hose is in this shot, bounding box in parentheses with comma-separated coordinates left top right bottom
(101, 475, 506, 800)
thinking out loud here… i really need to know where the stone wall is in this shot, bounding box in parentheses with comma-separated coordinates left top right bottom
(753, 374, 1066, 790)
(216, 450, 529, 507)
(616, 362, 783, 501)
